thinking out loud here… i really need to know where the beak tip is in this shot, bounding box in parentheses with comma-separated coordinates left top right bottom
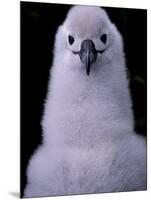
(87, 71, 90, 76)
(86, 68, 90, 76)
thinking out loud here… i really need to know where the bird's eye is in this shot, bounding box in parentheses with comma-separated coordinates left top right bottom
(100, 34, 107, 44)
(68, 35, 75, 45)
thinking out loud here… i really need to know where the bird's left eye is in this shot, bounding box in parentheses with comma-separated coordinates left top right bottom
(68, 35, 75, 45)
(100, 34, 107, 44)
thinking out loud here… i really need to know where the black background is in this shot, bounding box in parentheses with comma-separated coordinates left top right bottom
(21, 1, 147, 197)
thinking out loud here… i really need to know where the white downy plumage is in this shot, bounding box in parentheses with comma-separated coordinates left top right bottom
(24, 6, 146, 197)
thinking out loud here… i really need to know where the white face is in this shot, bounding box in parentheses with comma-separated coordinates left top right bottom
(54, 6, 123, 76)
(65, 10, 111, 53)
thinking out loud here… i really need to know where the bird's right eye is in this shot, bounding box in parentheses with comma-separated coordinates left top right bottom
(68, 35, 75, 45)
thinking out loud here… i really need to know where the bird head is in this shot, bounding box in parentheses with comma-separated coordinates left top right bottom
(54, 5, 123, 76)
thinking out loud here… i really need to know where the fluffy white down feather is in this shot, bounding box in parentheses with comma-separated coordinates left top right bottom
(24, 6, 146, 197)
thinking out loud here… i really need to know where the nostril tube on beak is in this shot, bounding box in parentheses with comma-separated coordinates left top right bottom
(79, 40, 97, 76)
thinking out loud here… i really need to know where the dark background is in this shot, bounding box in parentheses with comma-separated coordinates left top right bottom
(21, 1, 147, 197)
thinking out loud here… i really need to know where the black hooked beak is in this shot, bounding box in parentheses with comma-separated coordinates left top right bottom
(72, 39, 106, 76)
(79, 40, 97, 76)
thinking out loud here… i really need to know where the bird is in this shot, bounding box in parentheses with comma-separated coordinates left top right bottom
(24, 5, 147, 197)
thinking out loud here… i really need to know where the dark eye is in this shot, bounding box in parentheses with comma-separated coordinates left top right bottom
(100, 34, 107, 44)
(68, 35, 75, 45)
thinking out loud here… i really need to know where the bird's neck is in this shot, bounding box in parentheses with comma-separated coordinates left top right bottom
(44, 61, 134, 147)
(50, 60, 132, 111)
